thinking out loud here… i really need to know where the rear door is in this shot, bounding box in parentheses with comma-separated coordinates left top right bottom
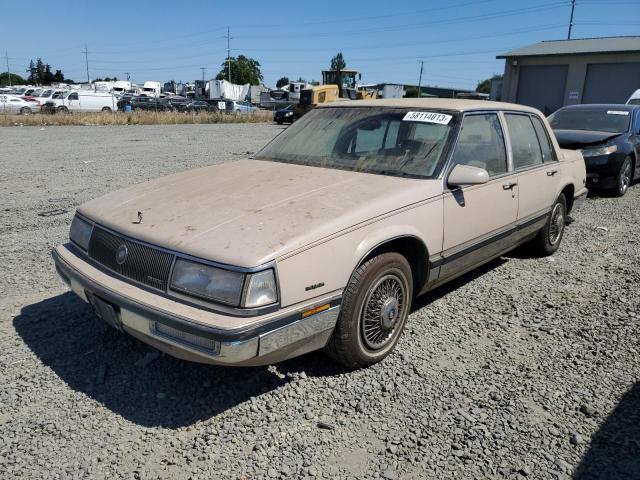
(440, 112, 518, 279)
(504, 113, 559, 232)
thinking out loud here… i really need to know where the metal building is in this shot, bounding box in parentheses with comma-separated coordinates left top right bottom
(498, 36, 640, 114)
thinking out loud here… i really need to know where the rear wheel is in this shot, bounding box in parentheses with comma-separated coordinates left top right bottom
(101, 106, 112, 112)
(613, 156, 633, 197)
(527, 194, 567, 256)
(324, 252, 413, 369)
(19, 107, 32, 115)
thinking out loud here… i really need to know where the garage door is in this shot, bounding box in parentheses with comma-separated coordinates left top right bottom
(516, 65, 568, 115)
(583, 63, 640, 104)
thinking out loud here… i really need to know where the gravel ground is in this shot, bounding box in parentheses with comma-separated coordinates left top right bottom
(1, 124, 639, 480)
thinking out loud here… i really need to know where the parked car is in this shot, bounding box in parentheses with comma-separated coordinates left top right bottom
(52, 99, 586, 369)
(226, 100, 257, 113)
(0, 95, 35, 114)
(130, 96, 173, 112)
(627, 89, 640, 105)
(274, 104, 297, 124)
(185, 100, 211, 113)
(549, 104, 640, 196)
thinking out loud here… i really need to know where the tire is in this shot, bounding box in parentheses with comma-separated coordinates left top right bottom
(528, 194, 567, 256)
(101, 107, 112, 112)
(19, 107, 32, 115)
(57, 106, 69, 114)
(277, 120, 283, 125)
(613, 156, 633, 197)
(324, 252, 413, 369)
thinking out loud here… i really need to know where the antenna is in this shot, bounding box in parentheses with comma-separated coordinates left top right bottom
(83, 45, 90, 83)
(567, 0, 576, 40)
(5, 51, 10, 87)
(417, 61, 424, 98)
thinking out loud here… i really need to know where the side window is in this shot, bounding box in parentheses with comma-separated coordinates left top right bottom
(68, 92, 79, 101)
(318, 92, 326, 103)
(451, 113, 507, 176)
(635, 109, 640, 133)
(354, 121, 387, 154)
(505, 114, 543, 169)
(383, 120, 400, 149)
(530, 116, 556, 163)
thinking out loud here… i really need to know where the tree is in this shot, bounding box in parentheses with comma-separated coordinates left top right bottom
(476, 73, 503, 94)
(404, 86, 419, 98)
(25, 57, 69, 85)
(276, 76, 289, 88)
(215, 55, 263, 85)
(0, 72, 26, 86)
(330, 52, 346, 71)
(52, 70, 64, 82)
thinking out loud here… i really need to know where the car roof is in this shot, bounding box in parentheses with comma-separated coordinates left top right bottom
(318, 98, 543, 114)
(555, 103, 637, 111)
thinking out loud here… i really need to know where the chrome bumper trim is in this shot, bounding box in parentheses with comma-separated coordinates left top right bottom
(53, 246, 340, 364)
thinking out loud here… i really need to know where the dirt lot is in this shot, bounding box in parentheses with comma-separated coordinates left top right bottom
(1, 124, 639, 480)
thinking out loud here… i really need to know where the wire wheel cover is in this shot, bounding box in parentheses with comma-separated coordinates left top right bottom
(360, 273, 406, 350)
(548, 203, 564, 245)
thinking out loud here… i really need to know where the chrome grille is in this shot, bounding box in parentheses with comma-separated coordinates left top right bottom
(87, 227, 174, 291)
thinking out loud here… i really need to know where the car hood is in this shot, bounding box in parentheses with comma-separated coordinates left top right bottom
(78, 159, 443, 267)
(553, 129, 623, 149)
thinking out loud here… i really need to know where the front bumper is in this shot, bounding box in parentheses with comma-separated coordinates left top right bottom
(53, 244, 341, 366)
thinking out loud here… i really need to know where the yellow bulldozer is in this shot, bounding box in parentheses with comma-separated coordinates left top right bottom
(294, 69, 377, 118)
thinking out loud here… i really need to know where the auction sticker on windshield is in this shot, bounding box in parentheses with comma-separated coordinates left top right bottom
(403, 111, 452, 125)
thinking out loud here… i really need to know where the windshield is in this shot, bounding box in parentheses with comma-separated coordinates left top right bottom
(548, 108, 630, 133)
(628, 98, 640, 105)
(254, 107, 457, 179)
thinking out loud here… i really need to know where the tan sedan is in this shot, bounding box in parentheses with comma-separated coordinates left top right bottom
(53, 99, 587, 369)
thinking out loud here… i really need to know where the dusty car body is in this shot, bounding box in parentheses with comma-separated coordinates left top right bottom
(53, 98, 587, 368)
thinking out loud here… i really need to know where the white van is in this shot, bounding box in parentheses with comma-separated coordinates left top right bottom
(57, 91, 118, 112)
(626, 89, 640, 105)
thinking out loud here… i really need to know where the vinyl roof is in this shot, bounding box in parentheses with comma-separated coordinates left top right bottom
(497, 36, 640, 58)
(318, 98, 542, 114)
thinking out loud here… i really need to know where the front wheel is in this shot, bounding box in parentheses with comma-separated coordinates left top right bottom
(101, 107, 112, 112)
(324, 252, 413, 369)
(57, 106, 69, 114)
(528, 194, 567, 256)
(613, 156, 633, 197)
(19, 107, 32, 115)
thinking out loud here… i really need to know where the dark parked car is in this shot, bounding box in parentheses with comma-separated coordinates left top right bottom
(274, 104, 297, 124)
(549, 104, 640, 196)
(130, 96, 173, 112)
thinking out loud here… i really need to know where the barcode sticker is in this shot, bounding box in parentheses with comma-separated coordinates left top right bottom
(403, 111, 452, 125)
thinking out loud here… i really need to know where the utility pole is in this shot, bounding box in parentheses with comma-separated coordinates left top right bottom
(125, 72, 130, 81)
(225, 26, 232, 82)
(83, 45, 90, 83)
(567, 0, 576, 40)
(5, 51, 11, 87)
(200, 67, 206, 81)
(417, 61, 424, 98)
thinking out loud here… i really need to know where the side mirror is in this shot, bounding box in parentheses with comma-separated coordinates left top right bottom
(448, 164, 490, 188)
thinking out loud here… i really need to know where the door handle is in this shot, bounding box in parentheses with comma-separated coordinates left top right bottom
(502, 182, 517, 190)
(546, 169, 559, 176)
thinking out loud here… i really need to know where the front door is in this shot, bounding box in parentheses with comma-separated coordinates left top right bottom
(440, 112, 518, 279)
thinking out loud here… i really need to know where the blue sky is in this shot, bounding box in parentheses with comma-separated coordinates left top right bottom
(3, 0, 639, 90)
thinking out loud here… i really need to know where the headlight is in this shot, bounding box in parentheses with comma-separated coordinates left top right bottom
(244, 269, 278, 308)
(581, 145, 617, 157)
(170, 258, 245, 306)
(69, 215, 93, 251)
(285, 112, 293, 116)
